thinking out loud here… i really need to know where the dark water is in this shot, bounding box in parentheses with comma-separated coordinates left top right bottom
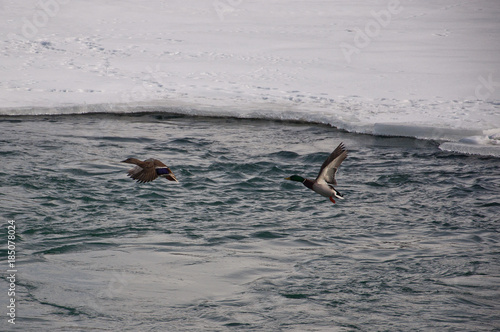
(1, 112, 499, 331)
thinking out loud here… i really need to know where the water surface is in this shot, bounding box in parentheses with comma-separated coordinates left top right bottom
(1, 113, 499, 331)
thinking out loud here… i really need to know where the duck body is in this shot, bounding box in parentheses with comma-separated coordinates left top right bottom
(286, 142, 347, 204)
(122, 158, 178, 183)
(302, 178, 332, 197)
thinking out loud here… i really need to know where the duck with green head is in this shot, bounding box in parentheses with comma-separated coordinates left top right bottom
(285, 142, 347, 204)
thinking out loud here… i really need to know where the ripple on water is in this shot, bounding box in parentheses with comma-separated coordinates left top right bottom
(2, 114, 499, 331)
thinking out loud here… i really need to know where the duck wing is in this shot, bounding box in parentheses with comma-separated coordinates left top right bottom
(315, 142, 347, 186)
(127, 159, 158, 183)
(153, 159, 178, 182)
(152, 159, 168, 168)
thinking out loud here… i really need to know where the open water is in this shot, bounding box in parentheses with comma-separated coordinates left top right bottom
(1, 112, 499, 331)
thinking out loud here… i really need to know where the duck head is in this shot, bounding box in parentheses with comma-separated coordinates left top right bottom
(285, 175, 305, 182)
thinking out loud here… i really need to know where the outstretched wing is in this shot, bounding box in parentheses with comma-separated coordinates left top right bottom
(315, 142, 347, 185)
(127, 159, 158, 183)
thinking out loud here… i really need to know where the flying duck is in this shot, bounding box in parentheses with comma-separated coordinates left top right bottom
(122, 158, 178, 183)
(285, 142, 347, 204)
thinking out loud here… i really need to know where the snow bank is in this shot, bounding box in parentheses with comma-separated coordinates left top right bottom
(1, 0, 499, 156)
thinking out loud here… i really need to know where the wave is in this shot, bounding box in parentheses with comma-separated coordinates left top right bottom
(1, 100, 499, 157)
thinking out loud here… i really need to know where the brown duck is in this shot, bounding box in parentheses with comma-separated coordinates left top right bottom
(122, 158, 178, 183)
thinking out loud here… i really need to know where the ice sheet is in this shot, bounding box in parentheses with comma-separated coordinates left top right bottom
(1, 0, 499, 155)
